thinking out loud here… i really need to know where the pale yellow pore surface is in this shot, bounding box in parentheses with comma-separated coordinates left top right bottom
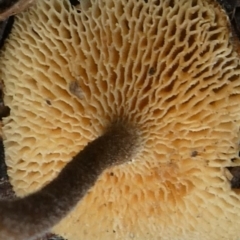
(1, 0, 240, 239)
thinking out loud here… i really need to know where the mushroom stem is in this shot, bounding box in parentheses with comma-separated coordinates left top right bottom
(0, 121, 140, 240)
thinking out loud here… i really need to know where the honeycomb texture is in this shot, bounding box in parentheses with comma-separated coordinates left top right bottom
(1, 0, 240, 239)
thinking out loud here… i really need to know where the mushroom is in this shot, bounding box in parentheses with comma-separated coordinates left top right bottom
(1, 0, 240, 239)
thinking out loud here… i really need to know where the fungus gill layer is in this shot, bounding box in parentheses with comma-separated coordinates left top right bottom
(1, 0, 240, 239)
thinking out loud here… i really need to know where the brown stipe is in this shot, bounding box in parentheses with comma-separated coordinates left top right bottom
(0, 121, 140, 240)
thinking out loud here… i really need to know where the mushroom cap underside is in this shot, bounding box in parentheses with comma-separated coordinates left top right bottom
(1, 0, 240, 239)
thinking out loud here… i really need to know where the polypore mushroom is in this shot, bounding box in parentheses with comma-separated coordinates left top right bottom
(1, 0, 240, 239)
